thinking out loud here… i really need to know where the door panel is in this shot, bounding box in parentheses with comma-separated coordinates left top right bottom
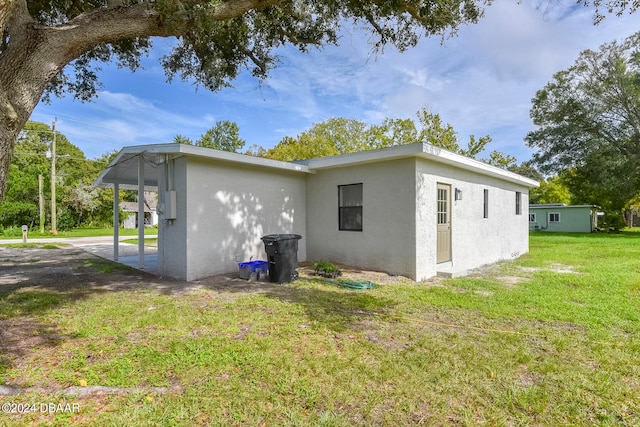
(437, 183, 451, 263)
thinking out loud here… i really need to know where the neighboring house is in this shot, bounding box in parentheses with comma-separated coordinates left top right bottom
(95, 143, 539, 281)
(625, 207, 640, 227)
(120, 191, 158, 229)
(529, 204, 600, 233)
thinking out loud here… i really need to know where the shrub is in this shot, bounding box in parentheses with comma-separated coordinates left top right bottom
(314, 261, 342, 278)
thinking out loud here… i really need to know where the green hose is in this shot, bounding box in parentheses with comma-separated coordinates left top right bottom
(319, 278, 375, 290)
(339, 279, 375, 290)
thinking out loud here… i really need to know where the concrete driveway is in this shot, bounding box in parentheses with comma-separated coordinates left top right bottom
(0, 235, 159, 275)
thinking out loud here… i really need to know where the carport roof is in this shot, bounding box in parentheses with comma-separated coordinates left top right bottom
(93, 143, 311, 189)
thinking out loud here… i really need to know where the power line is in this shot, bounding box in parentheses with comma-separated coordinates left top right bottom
(30, 113, 116, 131)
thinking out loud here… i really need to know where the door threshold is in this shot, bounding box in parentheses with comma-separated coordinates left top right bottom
(436, 261, 466, 278)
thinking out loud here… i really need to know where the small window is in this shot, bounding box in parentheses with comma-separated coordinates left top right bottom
(437, 188, 448, 224)
(529, 213, 536, 222)
(338, 184, 362, 231)
(483, 189, 489, 219)
(515, 192, 522, 215)
(549, 212, 560, 223)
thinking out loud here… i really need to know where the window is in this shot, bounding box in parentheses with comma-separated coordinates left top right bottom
(515, 192, 522, 215)
(437, 187, 448, 224)
(483, 189, 489, 219)
(529, 213, 536, 222)
(338, 184, 363, 231)
(549, 212, 560, 223)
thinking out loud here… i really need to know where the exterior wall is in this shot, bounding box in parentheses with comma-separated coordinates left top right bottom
(416, 159, 530, 279)
(123, 213, 136, 229)
(182, 157, 306, 281)
(306, 158, 417, 279)
(157, 157, 189, 280)
(529, 207, 595, 232)
(154, 149, 531, 282)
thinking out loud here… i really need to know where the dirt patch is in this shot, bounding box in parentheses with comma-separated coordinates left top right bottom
(297, 262, 411, 284)
(0, 384, 183, 397)
(517, 263, 579, 275)
(494, 276, 525, 288)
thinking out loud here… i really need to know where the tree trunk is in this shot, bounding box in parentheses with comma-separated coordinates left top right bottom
(0, 0, 277, 202)
(0, 2, 172, 201)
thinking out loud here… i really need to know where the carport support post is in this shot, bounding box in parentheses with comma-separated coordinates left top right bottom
(138, 155, 145, 269)
(113, 183, 119, 261)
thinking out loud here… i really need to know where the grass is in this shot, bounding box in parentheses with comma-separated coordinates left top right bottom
(0, 227, 157, 239)
(1, 231, 639, 425)
(121, 238, 158, 247)
(0, 243, 61, 249)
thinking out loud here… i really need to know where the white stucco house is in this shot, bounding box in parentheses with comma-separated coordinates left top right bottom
(120, 191, 158, 229)
(94, 143, 539, 281)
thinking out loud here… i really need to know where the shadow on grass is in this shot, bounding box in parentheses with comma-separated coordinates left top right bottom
(0, 246, 181, 382)
(263, 281, 396, 332)
(0, 246, 396, 383)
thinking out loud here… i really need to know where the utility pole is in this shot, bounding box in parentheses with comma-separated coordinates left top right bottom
(38, 174, 44, 233)
(50, 119, 57, 234)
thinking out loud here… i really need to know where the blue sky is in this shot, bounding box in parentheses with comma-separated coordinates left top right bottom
(30, 1, 640, 162)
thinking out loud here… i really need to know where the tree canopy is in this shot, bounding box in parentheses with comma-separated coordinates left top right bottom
(0, 0, 494, 203)
(174, 120, 246, 152)
(0, 0, 634, 204)
(0, 121, 115, 230)
(526, 31, 640, 214)
(262, 108, 520, 171)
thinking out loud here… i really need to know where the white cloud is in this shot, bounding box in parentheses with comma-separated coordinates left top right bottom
(30, 2, 640, 162)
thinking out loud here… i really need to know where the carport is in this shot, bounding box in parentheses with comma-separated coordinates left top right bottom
(93, 147, 162, 271)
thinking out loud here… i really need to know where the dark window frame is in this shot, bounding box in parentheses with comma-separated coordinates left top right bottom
(338, 183, 363, 232)
(515, 191, 522, 215)
(483, 189, 489, 219)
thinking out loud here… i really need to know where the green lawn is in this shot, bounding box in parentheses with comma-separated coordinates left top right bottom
(121, 238, 158, 247)
(0, 227, 157, 239)
(0, 232, 639, 426)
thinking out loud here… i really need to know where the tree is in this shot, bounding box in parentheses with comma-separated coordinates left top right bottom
(197, 120, 246, 152)
(60, 150, 115, 229)
(526, 32, 640, 218)
(506, 161, 544, 182)
(263, 109, 515, 165)
(0, 121, 115, 229)
(0, 0, 493, 202)
(264, 117, 397, 161)
(173, 120, 246, 152)
(584, 0, 639, 24)
(416, 108, 495, 159)
(173, 135, 192, 145)
(530, 176, 571, 205)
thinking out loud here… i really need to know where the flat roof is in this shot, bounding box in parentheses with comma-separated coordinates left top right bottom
(530, 204, 598, 209)
(94, 142, 539, 189)
(301, 143, 539, 187)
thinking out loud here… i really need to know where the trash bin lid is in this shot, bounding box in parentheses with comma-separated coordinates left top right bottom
(261, 234, 302, 242)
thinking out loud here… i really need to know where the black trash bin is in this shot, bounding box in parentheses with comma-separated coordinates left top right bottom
(261, 234, 302, 283)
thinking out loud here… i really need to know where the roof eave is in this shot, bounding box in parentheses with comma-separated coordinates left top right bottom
(303, 143, 540, 188)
